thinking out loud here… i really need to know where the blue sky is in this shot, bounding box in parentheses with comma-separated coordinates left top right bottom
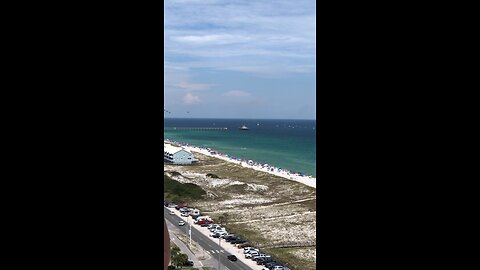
(164, 0, 316, 120)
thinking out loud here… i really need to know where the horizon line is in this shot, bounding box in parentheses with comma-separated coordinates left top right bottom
(164, 117, 316, 121)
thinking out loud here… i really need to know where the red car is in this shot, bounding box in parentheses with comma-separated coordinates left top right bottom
(197, 219, 213, 225)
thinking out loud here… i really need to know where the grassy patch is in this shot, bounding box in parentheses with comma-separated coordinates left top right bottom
(164, 174, 206, 204)
(221, 223, 270, 246)
(263, 247, 316, 270)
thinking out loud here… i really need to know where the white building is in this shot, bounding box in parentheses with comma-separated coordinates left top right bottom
(164, 143, 197, 164)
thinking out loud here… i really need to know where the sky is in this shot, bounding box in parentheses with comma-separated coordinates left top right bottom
(164, 0, 316, 120)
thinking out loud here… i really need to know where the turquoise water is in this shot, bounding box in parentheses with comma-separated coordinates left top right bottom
(164, 118, 316, 177)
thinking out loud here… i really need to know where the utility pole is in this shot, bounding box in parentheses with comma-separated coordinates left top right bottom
(189, 216, 192, 247)
(218, 237, 221, 270)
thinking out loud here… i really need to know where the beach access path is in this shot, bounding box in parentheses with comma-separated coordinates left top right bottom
(179, 143, 316, 189)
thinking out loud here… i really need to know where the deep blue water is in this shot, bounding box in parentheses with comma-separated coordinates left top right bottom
(164, 118, 316, 177)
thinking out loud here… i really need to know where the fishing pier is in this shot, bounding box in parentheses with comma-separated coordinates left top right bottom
(164, 127, 229, 131)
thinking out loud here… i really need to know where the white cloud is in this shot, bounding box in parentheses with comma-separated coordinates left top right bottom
(173, 34, 252, 45)
(223, 90, 251, 98)
(164, 0, 316, 76)
(173, 82, 211, 91)
(183, 93, 201, 105)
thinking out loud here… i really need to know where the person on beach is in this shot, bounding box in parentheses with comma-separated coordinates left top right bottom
(164, 218, 170, 270)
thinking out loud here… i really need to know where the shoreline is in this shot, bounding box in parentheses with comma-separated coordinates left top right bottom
(164, 139, 316, 189)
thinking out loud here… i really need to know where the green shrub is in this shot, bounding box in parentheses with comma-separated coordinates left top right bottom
(164, 174, 206, 203)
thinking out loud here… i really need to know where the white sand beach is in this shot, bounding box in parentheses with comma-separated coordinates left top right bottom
(165, 140, 316, 189)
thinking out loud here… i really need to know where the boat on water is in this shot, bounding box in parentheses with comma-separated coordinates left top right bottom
(239, 125, 249, 130)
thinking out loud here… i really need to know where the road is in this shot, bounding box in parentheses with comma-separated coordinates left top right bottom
(164, 207, 254, 270)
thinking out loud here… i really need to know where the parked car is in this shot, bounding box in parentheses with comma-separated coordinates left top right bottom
(213, 232, 227, 238)
(227, 255, 237, 262)
(209, 224, 221, 230)
(226, 237, 238, 242)
(197, 219, 214, 225)
(175, 204, 187, 210)
(244, 247, 259, 254)
(234, 240, 247, 246)
(265, 261, 282, 270)
(213, 226, 224, 232)
(223, 233, 234, 237)
(253, 254, 269, 261)
(210, 231, 226, 237)
(260, 257, 274, 265)
(179, 221, 185, 226)
(266, 264, 284, 270)
(238, 243, 251, 248)
(230, 239, 243, 244)
(221, 234, 234, 239)
(183, 260, 194, 266)
(233, 240, 247, 245)
(256, 257, 267, 265)
(213, 230, 227, 236)
(265, 262, 280, 269)
(255, 255, 271, 263)
(245, 251, 259, 259)
(258, 257, 274, 265)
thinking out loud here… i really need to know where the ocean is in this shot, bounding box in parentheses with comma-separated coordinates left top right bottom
(164, 118, 316, 177)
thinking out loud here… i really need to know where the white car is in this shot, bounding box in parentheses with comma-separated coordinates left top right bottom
(209, 231, 226, 237)
(179, 221, 185, 226)
(169, 210, 175, 215)
(220, 234, 231, 239)
(209, 225, 221, 231)
(244, 248, 259, 254)
(245, 251, 258, 259)
(253, 254, 270, 261)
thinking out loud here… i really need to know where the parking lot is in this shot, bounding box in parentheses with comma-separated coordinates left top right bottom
(165, 203, 290, 270)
